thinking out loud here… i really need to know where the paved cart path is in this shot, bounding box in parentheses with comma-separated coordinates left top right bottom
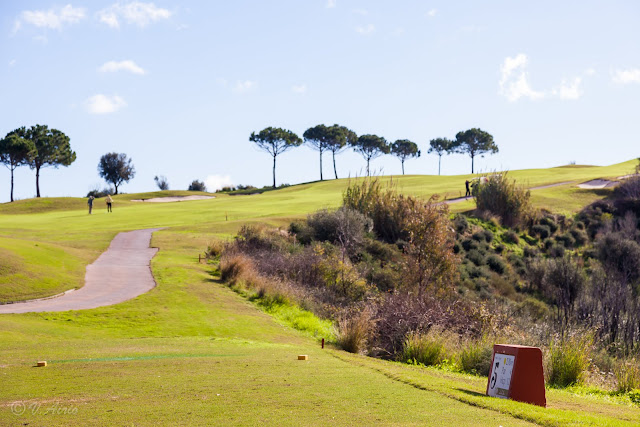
(0, 228, 162, 314)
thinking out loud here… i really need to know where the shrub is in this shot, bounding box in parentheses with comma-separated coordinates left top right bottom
(336, 309, 375, 354)
(459, 340, 493, 376)
(86, 186, 113, 198)
(596, 233, 640, 284)
(615, 360, 640, 393)
(548, 335, 591, 387)
(493, 244, 505, 254)
(188, 179, 207, 191)
(453, 214, 469, 234)
(483, 229, 494, 243)
(523, 246, 538, 258)
(452, 241, 462, 254)
(570, 229, 588, 247)
(515, 297, 550, 320)
(462, 238, 478, 252)
(466, 249, 485, 266)
(502, 230, 520, 244)
(363, 238, 399, 263)
(468, 265, 490, 279)
(540, 216, 558, 233)
(154, 175, 169, 190)
(306, 207, 372, 249)
(400, 331, 446, 366)
(532, 224, 551, 239)
(486, 254, 506, 274)
(474, 172, 533, 227)
(543, 238, 554, 250)
(549, 244, 565, 258)
(555, 233, 575, 248)
(288, 221, 314, 244)
(472, 231, 485, 242)
(617, 175, 640, 199)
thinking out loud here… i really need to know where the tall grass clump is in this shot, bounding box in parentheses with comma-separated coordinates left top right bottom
(219, 253, 254, 284)
(548, 334, 592, 387)
(614, 360, 640, 393)
(474, 172, 533, 227)
(400, 331, 448, 366)
(459, 340, 494, 376)
(336, 308, 375, 354)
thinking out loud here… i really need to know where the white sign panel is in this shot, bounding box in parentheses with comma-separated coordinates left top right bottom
(488, 353, 515, 398)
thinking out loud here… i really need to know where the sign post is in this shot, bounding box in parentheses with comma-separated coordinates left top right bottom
(486, 344, 546, 407)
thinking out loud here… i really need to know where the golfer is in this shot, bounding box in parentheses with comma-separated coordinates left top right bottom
(88, 195, 94, 214)
(106, 194, 113, 212)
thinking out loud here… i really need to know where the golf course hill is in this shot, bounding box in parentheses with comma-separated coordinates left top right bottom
(1, 158, 639, 425)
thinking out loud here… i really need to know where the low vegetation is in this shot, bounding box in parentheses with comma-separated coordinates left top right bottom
(218, 168, 640, 401)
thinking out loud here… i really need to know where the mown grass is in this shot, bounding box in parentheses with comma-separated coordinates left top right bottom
(0, 159, 639, 424)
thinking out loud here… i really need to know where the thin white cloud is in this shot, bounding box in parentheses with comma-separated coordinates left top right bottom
(326, 0, 337, 8)
(292, 84, 307, 94)
(16, 4, 86, 31)
(205, 175, 233, 192)
(553, 77, 583, 100)
(352, 9, 368, 15)
(427, 9, 437, 17)
(355, 24, 375, 35)
(33, 35, 49, 44)
(8, 59, 17, 67)
(97, 2, 171, 29)
(233, 80, 257, 93)
(499, 54, 545, 102)
(85, 94, 127, 114)
(585, 68, 596, 76)
(99, 60, 146, 75)
(612, 68, 640, 84)
(499, 54, 589, 101)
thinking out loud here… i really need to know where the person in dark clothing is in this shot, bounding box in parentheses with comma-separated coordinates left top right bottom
(465, 180, 471, 197)
(88, 195, 94, 214)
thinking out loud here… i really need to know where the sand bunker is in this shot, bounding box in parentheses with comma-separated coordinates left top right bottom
(577, 179, 619, 189)
(131, 195, 215, 203)
(617, 174, 640, 180)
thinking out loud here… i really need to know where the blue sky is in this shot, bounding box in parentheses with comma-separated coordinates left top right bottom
(1, 1, 639, 202)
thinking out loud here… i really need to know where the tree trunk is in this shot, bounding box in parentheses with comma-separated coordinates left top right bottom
(333, 151, 338, 179)
(438, 155, 441, 176)
(471, 155, 475, 174)
(319, 150, 323, 181)
(10, 166, 15, 202)
(35, 166, 41, 198)
(114, 183, 119, 195)
(366, 157, 370, 176)
(401, 160, 405, 175)
(273, 154, 277, 189)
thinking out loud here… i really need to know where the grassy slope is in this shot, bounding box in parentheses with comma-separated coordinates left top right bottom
(1, 160, 634, 302)
(0, 160, 639, 424)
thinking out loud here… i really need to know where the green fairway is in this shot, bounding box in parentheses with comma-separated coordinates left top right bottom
(1, 160, 639, 425)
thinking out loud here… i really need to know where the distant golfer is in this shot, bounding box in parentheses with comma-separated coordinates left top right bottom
(465, 180, 471, 197)
(106, 194, 113, 213)
(88, 195, 94, 214)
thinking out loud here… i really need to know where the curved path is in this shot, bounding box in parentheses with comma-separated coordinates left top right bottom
(0, 228, 162, 314)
